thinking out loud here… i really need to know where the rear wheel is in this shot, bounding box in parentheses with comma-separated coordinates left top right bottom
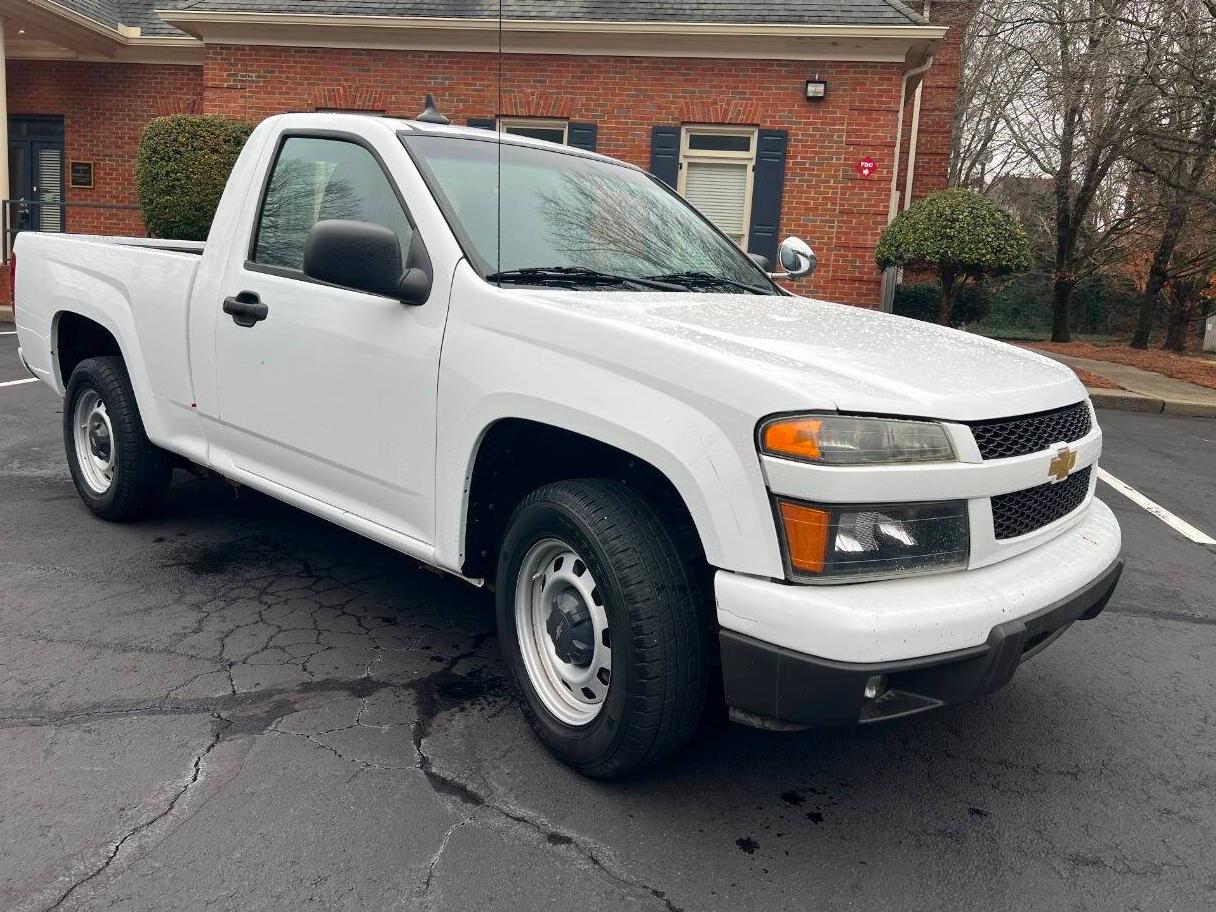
(63, 356, 172, 521)
(496, 479, 709, 778)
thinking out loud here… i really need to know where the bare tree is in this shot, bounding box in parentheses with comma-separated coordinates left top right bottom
(953, 0, 1163, 341)
(1125, 0, 1216, 349)
(950, 0, 1036, 189)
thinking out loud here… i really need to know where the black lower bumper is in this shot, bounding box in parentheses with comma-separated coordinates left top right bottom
(721, 557, 1124, 730)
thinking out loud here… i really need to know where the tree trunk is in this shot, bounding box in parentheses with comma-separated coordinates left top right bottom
(1130, 270, 1168, 350)
(1131, 199, 1188, 350)
(1051, 272, 1074, 343)
(1050, 103, 1078, 345)
(939, 268, 958, 325)
(1163, 304, 1190, 352)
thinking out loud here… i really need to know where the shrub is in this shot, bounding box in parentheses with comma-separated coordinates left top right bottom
(894, 282, 990, 327)
(876, 188, 1033, 325)
(136, 115, 252, 241)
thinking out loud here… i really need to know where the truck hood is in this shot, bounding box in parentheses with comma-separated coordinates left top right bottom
(529, 289, 1085, 422)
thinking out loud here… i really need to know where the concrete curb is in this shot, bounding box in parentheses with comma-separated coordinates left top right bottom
(0, 305, 12, 322)
(1088, 387, 1216, 419)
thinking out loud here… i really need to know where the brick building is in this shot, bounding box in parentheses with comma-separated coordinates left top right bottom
(0, 0, 973, 306)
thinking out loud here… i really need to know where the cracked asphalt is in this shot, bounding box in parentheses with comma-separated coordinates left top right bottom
(1, 327, 1214, 911)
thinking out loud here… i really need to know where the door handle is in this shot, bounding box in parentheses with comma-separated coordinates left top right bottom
(223, 291, 269, 327)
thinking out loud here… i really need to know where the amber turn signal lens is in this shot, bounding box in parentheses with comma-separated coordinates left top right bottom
(762, 417, 823, 461)
(777, 501, 830, 574)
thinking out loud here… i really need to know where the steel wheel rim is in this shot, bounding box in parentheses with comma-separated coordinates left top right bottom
(514, 538, 613, 727)
(73, 389, 116, 495)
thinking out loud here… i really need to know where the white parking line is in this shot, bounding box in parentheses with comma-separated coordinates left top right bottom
(0, 377, 37, 388)
(1099, 468, 1216, 546)
(0, 331, 17, 335)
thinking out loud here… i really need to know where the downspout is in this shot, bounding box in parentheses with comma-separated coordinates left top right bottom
(903, 1, 933, 211)
(879, 1, 935, 312)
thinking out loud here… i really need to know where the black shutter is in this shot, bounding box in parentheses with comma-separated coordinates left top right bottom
(650, 126, 681, 188)
(567, 122, 597, 151)
(467, 117, 496, 130)
(747, 129, 789, 264)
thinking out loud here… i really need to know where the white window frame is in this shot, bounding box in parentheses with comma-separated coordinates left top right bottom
(677, 125, 758, 250)
(497, 117, 569, 144)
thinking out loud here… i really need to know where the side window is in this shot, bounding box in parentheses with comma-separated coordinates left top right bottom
(252, 136, 413, 272)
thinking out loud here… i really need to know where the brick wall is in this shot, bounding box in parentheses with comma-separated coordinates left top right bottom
(3, 59, 201, 300)
(3, 26, 967, 310)
(7, 59, 203, 237)
(203, 43, 963, 307)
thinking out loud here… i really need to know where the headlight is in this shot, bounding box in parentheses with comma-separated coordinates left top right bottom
(776, 498, 969, 582)
(760, 415, 955, 465)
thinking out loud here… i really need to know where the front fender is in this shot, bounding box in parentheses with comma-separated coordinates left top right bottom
(433, 271, 785, 578)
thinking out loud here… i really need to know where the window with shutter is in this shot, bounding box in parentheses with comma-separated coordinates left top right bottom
(36, 147, 64, 233)
(677, 127, 757, 249)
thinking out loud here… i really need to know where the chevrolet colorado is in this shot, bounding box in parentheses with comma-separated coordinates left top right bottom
(12, 112, 1122, 777)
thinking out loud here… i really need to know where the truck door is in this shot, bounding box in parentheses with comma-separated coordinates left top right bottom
(211, 131, 447, 548)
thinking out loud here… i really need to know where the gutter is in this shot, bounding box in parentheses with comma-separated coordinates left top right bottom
(902, 0, 934, 210)
(154, 12, 949, 41)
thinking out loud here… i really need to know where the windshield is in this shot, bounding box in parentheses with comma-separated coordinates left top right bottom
(400, 134, 777, 294)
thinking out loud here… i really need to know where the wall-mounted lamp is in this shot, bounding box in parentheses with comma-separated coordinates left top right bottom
(805, 79, 828, 101)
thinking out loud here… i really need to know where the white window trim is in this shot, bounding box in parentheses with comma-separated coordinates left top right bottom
(497, 117, 569, 144)
(677, 125, 758, 250)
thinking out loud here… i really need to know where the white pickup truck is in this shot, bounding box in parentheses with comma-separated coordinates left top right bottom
(13, 112, 1122, 777)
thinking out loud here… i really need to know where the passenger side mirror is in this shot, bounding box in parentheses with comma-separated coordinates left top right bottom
(749, 253, 772, 272)
(769, 236, 817, 280)
(303, 219, 431, 305)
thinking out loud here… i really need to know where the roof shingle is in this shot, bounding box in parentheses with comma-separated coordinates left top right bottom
(162, 0, 927, 25)
(59, 0, 928, 39)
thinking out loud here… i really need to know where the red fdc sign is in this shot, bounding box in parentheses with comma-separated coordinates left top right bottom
(855, 157, 878, 178)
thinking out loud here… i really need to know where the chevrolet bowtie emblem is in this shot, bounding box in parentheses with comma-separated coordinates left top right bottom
(1048, 446, 1077, 482)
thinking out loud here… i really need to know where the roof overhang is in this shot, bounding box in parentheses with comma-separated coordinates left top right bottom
(156, 12, 948, 62)
(0, 0, 202, 63)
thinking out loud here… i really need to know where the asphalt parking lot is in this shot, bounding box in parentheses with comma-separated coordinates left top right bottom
(1, 325, 1214, 912)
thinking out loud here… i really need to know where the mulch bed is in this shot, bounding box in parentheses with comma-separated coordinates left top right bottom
(1069, 367, 1122, 390)
(1027, 342, 1216, 391)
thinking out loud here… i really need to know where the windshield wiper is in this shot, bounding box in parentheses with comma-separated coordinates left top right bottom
(643, 271, 772, 295)
(486, 267, 685, 291)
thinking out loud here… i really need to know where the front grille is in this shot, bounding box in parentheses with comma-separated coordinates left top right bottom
(968, 401, 1091, 460)
(992, 466, 1092, 539)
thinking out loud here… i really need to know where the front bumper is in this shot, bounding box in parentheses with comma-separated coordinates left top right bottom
(715, 497, 1123, 729)
(721, 556, 1121, 728)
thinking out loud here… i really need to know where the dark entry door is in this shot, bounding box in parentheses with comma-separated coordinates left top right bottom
(8, 116, 65, 233)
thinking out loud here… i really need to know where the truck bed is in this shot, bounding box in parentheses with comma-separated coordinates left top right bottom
(13, 232, 205, 425)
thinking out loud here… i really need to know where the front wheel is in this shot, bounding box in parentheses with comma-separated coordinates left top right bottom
(63, 356, 172, 521)
(496, 479, 710, 778)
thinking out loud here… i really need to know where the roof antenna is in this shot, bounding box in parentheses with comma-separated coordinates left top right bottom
(416, 93, 451, 125)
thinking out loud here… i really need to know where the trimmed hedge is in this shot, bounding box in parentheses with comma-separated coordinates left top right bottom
(136, 115, 252, 241)
(876, 188, 1032, 278)
(877, 188, 1031, 324)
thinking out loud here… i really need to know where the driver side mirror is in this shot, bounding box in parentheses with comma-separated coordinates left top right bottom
(769, 236, 817, 280)
(303, 219, 431, 305)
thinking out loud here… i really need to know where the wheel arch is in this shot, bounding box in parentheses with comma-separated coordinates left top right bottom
(456, 417, 714, 582)
(54, 311, 124, 388)
(50, 307, 168, 444)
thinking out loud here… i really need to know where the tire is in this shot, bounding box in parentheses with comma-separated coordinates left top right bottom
(495, 479, 710, 778)
(63, 356, 173, 521)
